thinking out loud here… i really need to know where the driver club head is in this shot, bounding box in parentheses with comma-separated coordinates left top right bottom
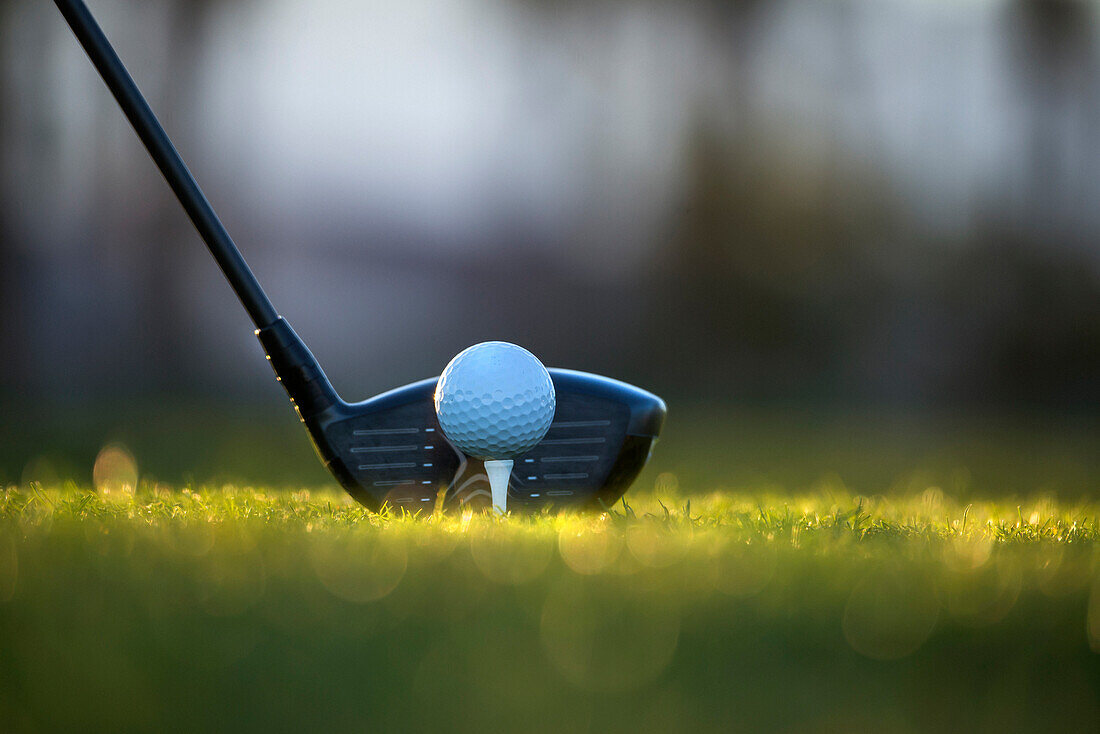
(260, 319, 665, 513)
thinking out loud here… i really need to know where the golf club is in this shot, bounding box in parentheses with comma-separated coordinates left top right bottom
(53, 0, 666, 512)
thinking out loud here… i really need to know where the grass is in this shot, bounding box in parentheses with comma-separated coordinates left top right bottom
(1, 483, 1098, 732)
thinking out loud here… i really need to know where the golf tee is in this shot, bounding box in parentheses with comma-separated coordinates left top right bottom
(484, 459, 513, 513)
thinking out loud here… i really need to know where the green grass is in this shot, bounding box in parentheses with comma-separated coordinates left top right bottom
(1, 484, 1098, 732)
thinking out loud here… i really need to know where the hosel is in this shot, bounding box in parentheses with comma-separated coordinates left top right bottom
(256, 318, 340, 419)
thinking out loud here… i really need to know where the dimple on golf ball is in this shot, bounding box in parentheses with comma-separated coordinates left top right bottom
(434, 341, 556, 460)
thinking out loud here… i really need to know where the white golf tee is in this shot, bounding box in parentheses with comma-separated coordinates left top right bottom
(484, 459, 513, 513)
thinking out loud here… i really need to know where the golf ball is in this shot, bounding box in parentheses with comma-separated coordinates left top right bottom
(434, 341, 556, 460)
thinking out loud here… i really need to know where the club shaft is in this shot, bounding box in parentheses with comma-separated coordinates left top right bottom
(54, 0, 279, 329)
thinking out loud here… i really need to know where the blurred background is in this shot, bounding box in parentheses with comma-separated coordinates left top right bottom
(0, 0, 1098, 491)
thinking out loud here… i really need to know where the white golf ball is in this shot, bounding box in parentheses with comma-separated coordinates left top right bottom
(434, 341, 556, 460)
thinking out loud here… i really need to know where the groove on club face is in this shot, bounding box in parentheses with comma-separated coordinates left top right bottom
(294, 370, 665, 513)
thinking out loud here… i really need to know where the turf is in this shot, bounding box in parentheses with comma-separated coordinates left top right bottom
(1, 484, 1098, 732)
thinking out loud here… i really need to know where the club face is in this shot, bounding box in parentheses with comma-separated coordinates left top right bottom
(302, 368, 665, 513)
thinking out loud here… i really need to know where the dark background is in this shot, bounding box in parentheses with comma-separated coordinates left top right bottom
(1, 0, 1098, 489)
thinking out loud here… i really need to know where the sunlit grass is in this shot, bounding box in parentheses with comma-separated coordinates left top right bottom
(6, 482, 1098, 540)
(1, 483, 1098, 732)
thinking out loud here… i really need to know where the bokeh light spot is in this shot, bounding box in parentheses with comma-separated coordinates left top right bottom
(310, 530, 407, 603)
(93, 444, 138, 496)
(943, 536, 993, 572)
(626, 522, 686, 569)
(559, 522, 623, 575)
